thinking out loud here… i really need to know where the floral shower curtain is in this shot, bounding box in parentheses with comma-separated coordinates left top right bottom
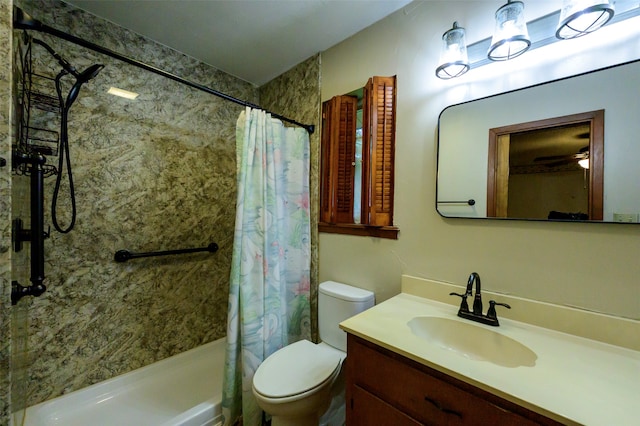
(222, 107, 311, 426)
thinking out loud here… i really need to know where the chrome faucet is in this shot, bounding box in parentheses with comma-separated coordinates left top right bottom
(450, 272, 510, 326)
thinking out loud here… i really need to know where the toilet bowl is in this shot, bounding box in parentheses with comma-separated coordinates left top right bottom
(252, 281, 374, 426)
(252, 340, 344, 426)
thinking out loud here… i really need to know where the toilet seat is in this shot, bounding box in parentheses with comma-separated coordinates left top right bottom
(253, 340, 342, 399)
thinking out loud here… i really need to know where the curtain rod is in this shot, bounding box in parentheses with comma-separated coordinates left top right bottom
(13, 7, 315, 134)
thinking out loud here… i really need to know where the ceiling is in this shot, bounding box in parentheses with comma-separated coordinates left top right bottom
(65, 0, 414, 86)
(510, 123, 591, 173)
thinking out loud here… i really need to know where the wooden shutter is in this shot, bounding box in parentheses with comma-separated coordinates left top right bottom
(363, 76, 396, 226)
(320, 95, 358, 223)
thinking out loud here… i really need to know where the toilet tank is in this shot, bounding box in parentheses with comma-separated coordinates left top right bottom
(319, 281, 375, 352)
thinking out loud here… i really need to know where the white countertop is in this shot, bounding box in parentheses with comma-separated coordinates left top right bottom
(340, 293, 640, 426)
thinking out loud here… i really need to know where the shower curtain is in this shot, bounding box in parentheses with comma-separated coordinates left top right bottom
(222, 107, 311, 426)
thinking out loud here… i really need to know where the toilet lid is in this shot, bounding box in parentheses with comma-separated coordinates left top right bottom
(253, 340, 342, 398)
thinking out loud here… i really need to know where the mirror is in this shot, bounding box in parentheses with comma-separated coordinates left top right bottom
(437, 59, 640, 223)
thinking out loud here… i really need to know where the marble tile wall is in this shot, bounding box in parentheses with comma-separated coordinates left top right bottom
(1, 0, 13, 423)
(12, 0, 256, 407)
(11, 17, 31, 422)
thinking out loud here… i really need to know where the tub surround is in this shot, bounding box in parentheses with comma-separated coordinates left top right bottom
(13, 0, 243, 407)
(7, 0, 320, 411)
(23, 338, 226, 426)
(340, 275, 640, 425)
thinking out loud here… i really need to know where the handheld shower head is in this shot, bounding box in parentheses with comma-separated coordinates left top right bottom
(31, 32, 106, 235)
(78, 64, 104, 83)
(65, 64, 104, 110)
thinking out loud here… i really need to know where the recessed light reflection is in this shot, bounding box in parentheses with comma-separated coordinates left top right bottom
(107, 87, 139, 100)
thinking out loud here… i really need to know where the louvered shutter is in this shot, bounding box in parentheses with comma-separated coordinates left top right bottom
(320, 95, 358, 223)
(363, 76, 396, 226)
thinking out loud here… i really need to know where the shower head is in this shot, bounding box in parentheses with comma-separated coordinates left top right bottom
(65, 64, 104, 110)
(78, 64, 104, 83)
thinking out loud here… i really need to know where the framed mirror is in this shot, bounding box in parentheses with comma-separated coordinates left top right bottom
(436, 59, 640, 223)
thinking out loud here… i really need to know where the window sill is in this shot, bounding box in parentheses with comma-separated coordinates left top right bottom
(318, 223, 399, 240)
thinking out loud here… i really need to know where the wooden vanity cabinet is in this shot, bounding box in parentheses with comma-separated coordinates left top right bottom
(345, 334, 563, 426)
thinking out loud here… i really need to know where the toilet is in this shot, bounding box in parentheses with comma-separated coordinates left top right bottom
(252, 281, 375, 426)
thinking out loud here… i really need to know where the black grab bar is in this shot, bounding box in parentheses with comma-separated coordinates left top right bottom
(11, 152, 49, 305)
(114, 243, 219, 263)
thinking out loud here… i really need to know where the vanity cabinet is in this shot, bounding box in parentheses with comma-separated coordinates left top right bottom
(345, 334, 563, 426)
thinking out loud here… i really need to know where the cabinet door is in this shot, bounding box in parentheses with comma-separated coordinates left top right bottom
(346, 334, 558, 426)
(349, 384, 423, 426)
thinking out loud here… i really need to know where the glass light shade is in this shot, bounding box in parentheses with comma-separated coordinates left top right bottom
(556, 0, 614, 39)
(578, 158, 589, 169)
(487, 0, 531, 61)
(436, 22, 470, 79)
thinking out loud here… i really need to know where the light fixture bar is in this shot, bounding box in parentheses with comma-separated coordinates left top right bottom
(466, 0, 640, 69)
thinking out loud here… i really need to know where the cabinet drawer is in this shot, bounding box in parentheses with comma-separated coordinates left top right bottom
(347, 335, 542, 425)
(349, 384, 423, 426)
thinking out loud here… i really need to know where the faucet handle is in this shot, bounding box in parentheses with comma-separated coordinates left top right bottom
(449, 292, 470, 313)
(487, 300, 511, 320)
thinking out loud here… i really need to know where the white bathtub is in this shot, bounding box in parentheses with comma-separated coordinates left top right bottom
(22, 338, 226, 426)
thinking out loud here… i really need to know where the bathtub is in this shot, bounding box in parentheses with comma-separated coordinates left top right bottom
(22, 337, 226, 426)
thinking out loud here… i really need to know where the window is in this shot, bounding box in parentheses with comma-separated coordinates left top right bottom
(319, 76, 398, 239)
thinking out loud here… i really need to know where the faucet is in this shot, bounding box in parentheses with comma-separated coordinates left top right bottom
(467, 272, 482, 315)
(450, 272, 511, 326)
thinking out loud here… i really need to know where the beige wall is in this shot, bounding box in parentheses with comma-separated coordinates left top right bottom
(319, 1, 640, 319)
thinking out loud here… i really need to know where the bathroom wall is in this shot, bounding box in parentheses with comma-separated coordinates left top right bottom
(12, 0, 253, 407)
(0, 0, 13, 423)
(319, 1, 640, 319)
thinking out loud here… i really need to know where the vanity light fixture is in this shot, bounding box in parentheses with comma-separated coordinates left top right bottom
(556, 0, 615, 39)
(487, 0, 531, 61)
(107, 86, 139, 100)
(436, 22, 470, 80)
(435, 0, 638, 79)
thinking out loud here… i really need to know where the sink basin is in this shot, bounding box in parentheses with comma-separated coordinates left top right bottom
(407, 316, 537, 368)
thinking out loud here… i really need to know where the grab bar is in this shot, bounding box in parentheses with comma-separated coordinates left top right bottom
(114, 242, 219, 263)
(11, 152, 48, 305)
(437, 199, 476, 206)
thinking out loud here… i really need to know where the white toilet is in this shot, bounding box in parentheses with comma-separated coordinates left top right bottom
(252, 281, 375, 426)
